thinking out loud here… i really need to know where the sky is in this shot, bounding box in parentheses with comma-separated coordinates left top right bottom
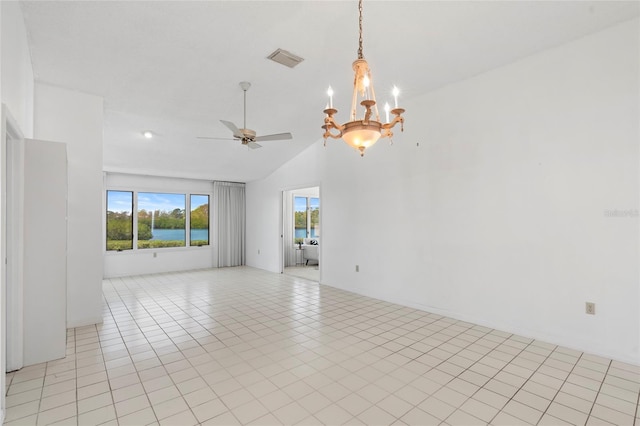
(107, 191, 209, 213)
(138, 192, 185, 213)
(294, 196, 319, 213)
(107, 191, 132, 213)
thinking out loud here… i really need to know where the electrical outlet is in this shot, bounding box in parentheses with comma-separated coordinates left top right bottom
(585, 302, 596, 315)
(355, 265, 359, 272)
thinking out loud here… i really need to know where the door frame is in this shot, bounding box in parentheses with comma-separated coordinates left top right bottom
(1, 104, 25, 418)
(280, 184, 321, 280)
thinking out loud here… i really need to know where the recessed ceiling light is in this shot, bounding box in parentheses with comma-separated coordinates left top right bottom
(142, 130, 153, 139)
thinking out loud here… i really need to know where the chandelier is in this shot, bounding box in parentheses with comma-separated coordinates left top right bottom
(322, 0, 405, 157)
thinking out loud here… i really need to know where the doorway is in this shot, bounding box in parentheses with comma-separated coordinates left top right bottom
(282, 186, 320, 282)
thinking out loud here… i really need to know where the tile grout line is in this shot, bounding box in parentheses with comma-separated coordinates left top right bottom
(634, 384, 640, 426)
(583, 358, 612, 425)
(107, 275, 242, 425)
(5, 268, 640, 426)
(74, 327, 79, 426)
(104, 277, 161, 425)
(35, 336, 50, 426)
(94, 306, 119, 425)
(534, 351, 587, 426)
(368, 316, 513, 423)
(482, 338, 556, 426)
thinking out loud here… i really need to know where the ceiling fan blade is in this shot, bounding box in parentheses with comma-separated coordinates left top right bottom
(197, 136, 236, 141)
(254, 132, 293, 142)
(220, 120, 244, 138)
(247, 142, 262, 149)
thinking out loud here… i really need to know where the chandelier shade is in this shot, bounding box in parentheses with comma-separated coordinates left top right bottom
(322, 0, 405, 157)
(341, 121, 382, 155)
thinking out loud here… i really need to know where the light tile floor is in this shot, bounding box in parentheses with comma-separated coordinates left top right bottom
(5, 267, 640, 425)
(284, 266, 319, 283)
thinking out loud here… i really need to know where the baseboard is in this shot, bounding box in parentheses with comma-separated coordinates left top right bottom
(67, 316, 103, 329)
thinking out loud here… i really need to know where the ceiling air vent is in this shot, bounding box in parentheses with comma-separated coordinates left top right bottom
(267, 48, 304, 69)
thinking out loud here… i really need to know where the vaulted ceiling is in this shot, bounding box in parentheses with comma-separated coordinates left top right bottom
(20, 1, 639, 182)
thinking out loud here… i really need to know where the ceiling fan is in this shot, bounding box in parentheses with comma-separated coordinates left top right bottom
(198, 81, 293, 149)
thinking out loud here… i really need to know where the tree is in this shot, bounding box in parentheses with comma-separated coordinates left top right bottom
(138, 223, 152, 240)
(106, 211, 132, 240)
(295, 211, 306, 228)
(170, 208, 185, 219)
(310, 207, 319, 229)
(151, 208, 184, 229)
(191, 204, 209, 229)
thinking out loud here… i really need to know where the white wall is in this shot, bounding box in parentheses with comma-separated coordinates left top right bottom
(247, 19, 640, 364)
(1, 1, 34, 138)
(247, 143, 324, 273)
(291, 187, 319, 198)
(104, 173, 214, 277)
(34, 83, 104, 328)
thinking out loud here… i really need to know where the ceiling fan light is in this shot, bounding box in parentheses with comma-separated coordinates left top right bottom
(198, 82, 293, 146)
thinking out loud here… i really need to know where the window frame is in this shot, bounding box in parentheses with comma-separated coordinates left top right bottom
(106, 190, 134, 252)
(189, 194, 210, 247)
(137, 191, 187, 249)
(104, 188, 211, 253)
(293, 195, 320, 243)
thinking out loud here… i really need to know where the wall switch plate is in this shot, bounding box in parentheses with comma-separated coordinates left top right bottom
(585, 302, 596, 315)
(355, 265, 359, 272)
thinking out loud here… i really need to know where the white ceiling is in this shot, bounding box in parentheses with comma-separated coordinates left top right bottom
(20, 1, 639, 182)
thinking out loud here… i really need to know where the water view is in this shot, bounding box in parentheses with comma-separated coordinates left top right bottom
(150, 228, 209, 242)
(106, 191, 210, 250)
(295, 229, 318, 239)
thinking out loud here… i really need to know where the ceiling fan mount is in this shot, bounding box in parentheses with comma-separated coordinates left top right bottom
(198, 81, 292, 149)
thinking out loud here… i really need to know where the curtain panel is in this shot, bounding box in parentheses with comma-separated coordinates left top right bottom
(213, 181, 245, 267)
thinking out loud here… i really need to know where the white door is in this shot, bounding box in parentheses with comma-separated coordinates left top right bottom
(22, 139, 67, 366)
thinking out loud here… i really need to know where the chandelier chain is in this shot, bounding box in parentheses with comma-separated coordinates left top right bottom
(358, 0, 363, 59)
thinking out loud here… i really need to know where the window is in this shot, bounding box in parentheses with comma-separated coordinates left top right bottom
(105, 190, 210, 251)
(106, 191, 133, 251)
(294, 196, 320, 243)
(309, 197, 320, 237)
(137, 192, 186, 249)
(294, 196, 307, 243)
(190, 194, 209, 246)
